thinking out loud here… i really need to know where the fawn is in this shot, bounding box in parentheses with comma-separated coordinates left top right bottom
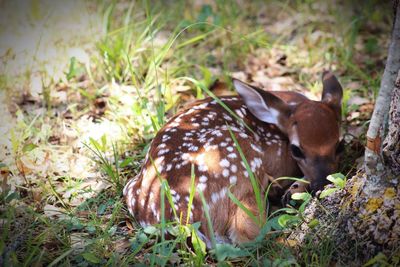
(124, 71, 343, 247)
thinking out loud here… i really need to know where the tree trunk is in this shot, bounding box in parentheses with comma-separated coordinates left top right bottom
(363, 1, 400, 196)
(382, 71, 400, 176)
(288, 2, 400, 265)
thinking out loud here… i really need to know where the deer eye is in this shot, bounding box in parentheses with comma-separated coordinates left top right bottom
(290, 144, 305, 159)
(336, 139, 345, 155)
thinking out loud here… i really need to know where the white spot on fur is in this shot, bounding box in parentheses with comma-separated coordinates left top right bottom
(162, 135, 171, 142)
(223, 114, 233, 121)
(220, 158, 230, 168)
(198, 164, 208, 172)
(166, 164, 172, 171)
(277, 146, 282, 156)
(250, 143, 263, 153)
(228, 153, 237, 159)
(212, 129, 223, 137)
(123, 177, 137, 196)
(199, 175, 208, 183)
(189, 145, 199, 152)
(197, 183, 207, 191)
(211, 187, 227, 203)
(157, 143, 166, 149)
(230, 164, 237, 173)
(158, 148, 170, 156)
(151, 202, 157, 218)
(236, 109, 244, 118)
(239, 132, 248, 138)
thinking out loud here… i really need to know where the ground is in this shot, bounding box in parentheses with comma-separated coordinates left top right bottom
(0, 0, 393, 266)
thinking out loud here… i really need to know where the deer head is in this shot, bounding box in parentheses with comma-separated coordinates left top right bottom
(233, 71, 344, 193)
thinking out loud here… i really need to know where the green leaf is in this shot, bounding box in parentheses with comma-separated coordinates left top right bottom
(10, 129, 19, 154)
(89, 137, 102, 151)
(191, 226, 206, 261)
(255, 217, 282, 243)
(363, 252, 389, 266)
(82, 252, 101, 264)
(319, 188, 339, 199)
(67, 217, 84, 231)
(143, 225, 158, 235)
(131, 232, 148, 254)
(86, 225, 96, 234)
(5, 191, 19, 203)
(326, 173, 346, 189)
(22, 143, 38, 152)
(213, 243, 250, 261)
(308, 219, 319, 229)
(101, 134, 107, 149)
(97, 203, 107, 215)
(66, 57, 77, 81)
(119, 157, 133, 168)
(108, 226, 117, 236)
(278, 214, 301, 228)
(197, 4, 213, 23)
(291, 192, 311, 201)
(167, 225, 182, 237)
(0, 162, 7, 168)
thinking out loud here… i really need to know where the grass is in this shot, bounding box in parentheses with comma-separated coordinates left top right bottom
(0, 0, 395, 266)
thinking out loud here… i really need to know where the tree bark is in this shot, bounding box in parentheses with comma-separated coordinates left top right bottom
(363, 1, 400, 195)
(382, 71, 400, 175)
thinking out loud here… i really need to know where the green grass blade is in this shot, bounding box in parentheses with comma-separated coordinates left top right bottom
(186, 164, 196, 225)
(198, 190, 216, 249)
(227, 187, 258, 224)
(227, 125, 264, 225)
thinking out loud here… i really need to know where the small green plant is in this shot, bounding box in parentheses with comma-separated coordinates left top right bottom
(277, 191, 312, 228)
(319, 173, 347, 199)
(85, 135, 124, 194)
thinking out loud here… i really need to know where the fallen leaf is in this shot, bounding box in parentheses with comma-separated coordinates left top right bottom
(43, 204, 64, 219)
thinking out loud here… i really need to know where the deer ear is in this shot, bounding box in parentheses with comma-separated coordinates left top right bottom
(321, 71, 343, 118)
(233, 79, 291, 132)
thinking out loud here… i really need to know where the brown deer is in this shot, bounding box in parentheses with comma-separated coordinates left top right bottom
(123, 71, 343, 247)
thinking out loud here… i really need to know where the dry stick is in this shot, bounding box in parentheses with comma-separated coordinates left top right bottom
(364, 2, 400, 194)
